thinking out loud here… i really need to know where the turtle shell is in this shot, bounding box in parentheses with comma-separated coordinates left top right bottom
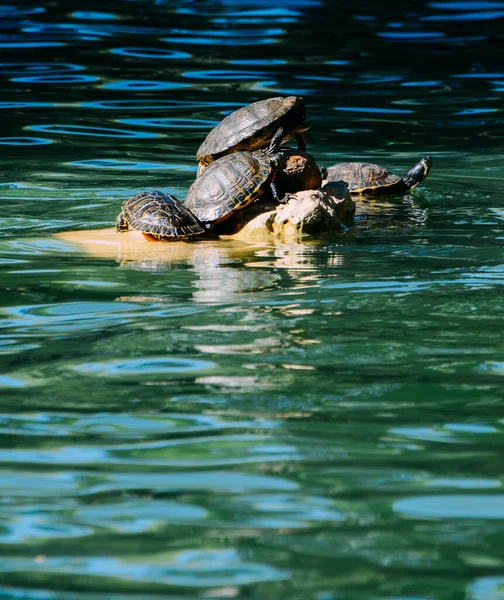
(117, 191, 205, 240)
(196, 96, 306, 166)
(185, 151, 275, 224)
(325, 162, 403, 193)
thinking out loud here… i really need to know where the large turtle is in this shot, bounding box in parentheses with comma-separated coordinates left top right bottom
(186, 132, 286, 225)
(323, 157, 432, 195)
(196, 96, 308, 172)
(116, 191, 206, 241)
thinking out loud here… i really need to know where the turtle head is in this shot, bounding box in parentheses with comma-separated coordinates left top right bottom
(403, 156, 432, 190)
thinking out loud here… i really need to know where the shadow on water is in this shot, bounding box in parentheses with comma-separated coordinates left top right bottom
(1, 0, 504, 598)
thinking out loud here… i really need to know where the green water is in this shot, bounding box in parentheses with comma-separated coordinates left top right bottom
(1, 1, 504, 598)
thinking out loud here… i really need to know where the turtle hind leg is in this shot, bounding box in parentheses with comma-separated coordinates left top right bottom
(266, 127, 284, 155)
(270, 181, 288, 204)
(115, 211, 129, 232)
(403, 156, 433, 190)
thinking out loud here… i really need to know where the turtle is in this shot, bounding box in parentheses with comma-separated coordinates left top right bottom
(116, 190, 207, 241)
(196, 96, 308, 172)
(186, 130, 286, 225)
(323, 156, 432, 195)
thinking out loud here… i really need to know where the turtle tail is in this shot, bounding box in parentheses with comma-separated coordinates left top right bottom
(403, 156, 432, 190)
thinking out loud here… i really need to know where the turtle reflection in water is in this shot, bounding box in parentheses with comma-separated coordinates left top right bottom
(116, 131, 287, 241)
(324, 157, 432, 195)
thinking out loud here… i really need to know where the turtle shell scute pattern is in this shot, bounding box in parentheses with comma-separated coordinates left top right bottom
(326, 162, 402, 192)
(186, 151, 274, 224)
(117, 190, 205, 239)
(196, 96, 304, 163)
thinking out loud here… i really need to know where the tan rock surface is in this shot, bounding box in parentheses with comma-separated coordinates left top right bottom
(224, 187, 354, 241)
(321, 180, 356, 221)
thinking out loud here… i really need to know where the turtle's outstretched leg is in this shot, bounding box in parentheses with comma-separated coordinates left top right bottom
(295, 132, 307, 152)
(403, 156, 432, 190)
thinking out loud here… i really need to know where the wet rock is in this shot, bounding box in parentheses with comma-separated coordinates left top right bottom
(275, 149, 323, 194)
(226, 186, 355, 241)
(321, 180, 356, 222)
(211, 194, 278, 236)
(272, 188, 353, 237)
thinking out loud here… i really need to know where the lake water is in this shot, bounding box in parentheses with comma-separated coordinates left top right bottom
(1, 1, 504, 598)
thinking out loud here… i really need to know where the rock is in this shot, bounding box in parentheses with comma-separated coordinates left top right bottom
(224, 208, 276, 242)
(211, 194, 278, 236)
(275, 149, 323, 194)
(272, 188, 352, 237)
(321, 180, 356, 222)
(224, 186, 355, 241)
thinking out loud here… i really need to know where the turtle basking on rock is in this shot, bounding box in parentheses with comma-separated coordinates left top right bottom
(186, 130, 286, 226)
(323, 157, 432, 195)
(115, 96, 433, 243)
(196, 96, 308, 174)
(116, 191, 207, 241)
(117, 131, 287, 241)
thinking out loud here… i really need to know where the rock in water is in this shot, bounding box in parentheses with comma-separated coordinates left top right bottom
(225, 186, 355, 241)
(321, 180, 356, 222)
(272, 187, 354, 237)
(275, 149, 323, 194)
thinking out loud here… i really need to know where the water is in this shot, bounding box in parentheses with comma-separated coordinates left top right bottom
(1, 1, 504, 598)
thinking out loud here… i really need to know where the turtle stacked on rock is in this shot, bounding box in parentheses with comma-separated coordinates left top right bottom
(116, 96, 432, 241)
(322, 157, 432, 195)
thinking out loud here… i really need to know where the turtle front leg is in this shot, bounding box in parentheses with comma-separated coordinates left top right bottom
(295, 132, 307, 152)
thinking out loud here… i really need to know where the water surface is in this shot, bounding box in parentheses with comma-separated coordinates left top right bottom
(1, 1, 504, 599)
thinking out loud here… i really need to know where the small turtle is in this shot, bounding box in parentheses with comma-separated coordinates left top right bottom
(323, 157, 432, 195)
(196, 96, 308, 171)
(116, 190, 206, 241)
(186, 132, 285, 225)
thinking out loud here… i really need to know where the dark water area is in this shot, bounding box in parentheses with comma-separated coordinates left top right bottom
(1, 0, 504, 598)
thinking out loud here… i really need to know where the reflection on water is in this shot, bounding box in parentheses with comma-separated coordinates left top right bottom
(1, 0, 504, 598)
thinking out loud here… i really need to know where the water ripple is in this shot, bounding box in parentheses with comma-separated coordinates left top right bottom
(0, 42, 64, 48)
(0, 62, 83, 75)
(68, 159, 194, 171)
(334, 106, 415, 114)
(117, 117, 219, 129)
(80, 99, 229, 110)
(394, 495, 504, 519)
(0, 137, 52, 145)
(11, 74, 99, 84)
(422, 10, 504, 20)
(26, 124, 162, 139)
(182, 69, 269, 80)
(72, 11, 117, 20)
(163, 35, 277, 46)
(110, 47, 191, 59)
(103, 80, 189, 91)
(0, 6, 45, 17)
(0, 552, 288, 588)
(74, 357, 214, 377)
